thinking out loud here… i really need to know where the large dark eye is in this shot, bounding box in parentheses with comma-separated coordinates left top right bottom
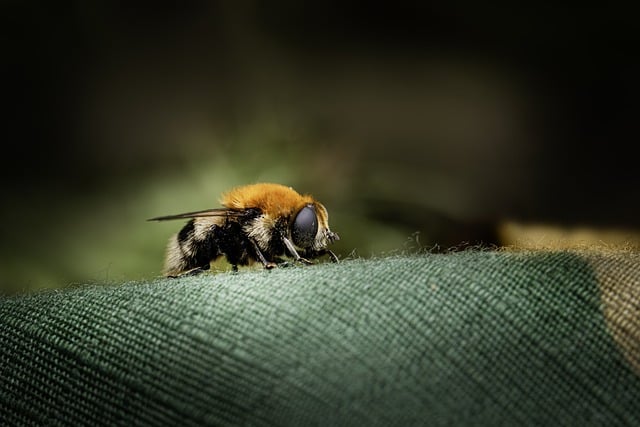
(291, 205, 318, 248)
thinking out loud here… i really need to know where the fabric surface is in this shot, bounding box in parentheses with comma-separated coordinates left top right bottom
(1, 251, 639, 426)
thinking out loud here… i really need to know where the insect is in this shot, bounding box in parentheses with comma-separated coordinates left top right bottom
(148, 183, 340, 277)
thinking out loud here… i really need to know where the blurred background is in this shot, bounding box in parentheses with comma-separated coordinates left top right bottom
(2, 1, 639, 293)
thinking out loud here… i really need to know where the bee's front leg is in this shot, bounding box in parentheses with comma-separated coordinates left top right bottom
(301, 248, 339, 263)
(325, 249, 339, 263)
(282, 237, 314, 265)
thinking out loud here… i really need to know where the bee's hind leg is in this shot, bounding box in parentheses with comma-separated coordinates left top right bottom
(168, 264, 210, 278)
(274, 257, 294, 268)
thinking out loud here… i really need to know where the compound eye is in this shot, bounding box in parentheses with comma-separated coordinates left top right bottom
(292, 205, 318, 248)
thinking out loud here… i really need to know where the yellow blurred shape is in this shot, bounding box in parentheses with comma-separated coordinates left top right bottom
(498, 221, 640, 252)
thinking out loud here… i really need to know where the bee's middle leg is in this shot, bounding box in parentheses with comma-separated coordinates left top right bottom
(249, 240, 277, 269)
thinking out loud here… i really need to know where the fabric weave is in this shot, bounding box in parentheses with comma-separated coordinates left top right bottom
(1, 251, 639, 426)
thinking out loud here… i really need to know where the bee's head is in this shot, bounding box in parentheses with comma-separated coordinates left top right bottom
(291, 203, 339, 249)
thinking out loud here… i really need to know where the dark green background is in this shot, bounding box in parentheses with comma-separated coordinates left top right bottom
(2, 2, 638, 292)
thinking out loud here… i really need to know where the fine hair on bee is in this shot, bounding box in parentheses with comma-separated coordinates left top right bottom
(148, 183, 340, 277)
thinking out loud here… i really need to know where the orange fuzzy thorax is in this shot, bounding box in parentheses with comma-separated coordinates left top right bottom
(220, 183, 315, 218)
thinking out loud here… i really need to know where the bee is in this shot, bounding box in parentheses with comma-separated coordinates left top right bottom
(148, 183, 340, 277)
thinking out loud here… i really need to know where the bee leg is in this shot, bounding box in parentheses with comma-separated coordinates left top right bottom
(282, 237, 314, 265)
(299, 248, 339, 264)
(274, 257, 294, 268)
(169, 265, 209, 278)
(249, 240, 277, 269)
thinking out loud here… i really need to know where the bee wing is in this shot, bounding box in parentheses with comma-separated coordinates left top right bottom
(147, 208, 245, 221)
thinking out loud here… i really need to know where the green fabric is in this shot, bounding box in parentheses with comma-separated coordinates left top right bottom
(1, 252, 639, 426)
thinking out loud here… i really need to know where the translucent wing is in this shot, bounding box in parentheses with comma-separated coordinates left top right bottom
(147, 208, 246, 221)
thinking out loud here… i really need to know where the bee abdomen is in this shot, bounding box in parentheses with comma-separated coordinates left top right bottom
(164, 219, 220, 276)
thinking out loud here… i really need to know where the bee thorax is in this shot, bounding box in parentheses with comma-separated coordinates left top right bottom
(245, 215, 277, 251)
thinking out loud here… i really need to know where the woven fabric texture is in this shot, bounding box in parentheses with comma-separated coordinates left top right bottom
(1, 251, 639, 426)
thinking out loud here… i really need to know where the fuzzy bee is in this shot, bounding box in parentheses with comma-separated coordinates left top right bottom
(149, 183, 340, 277)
